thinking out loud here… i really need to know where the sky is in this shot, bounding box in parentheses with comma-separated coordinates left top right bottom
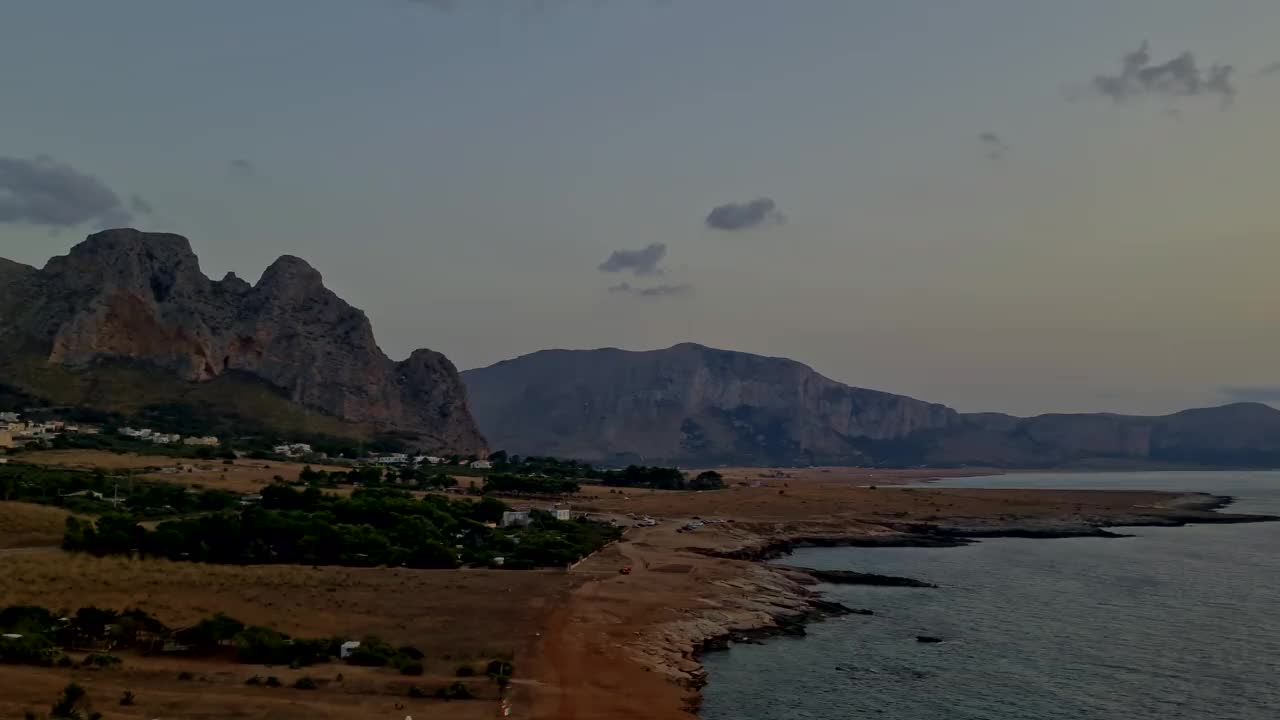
(3, 0, 1280, 416)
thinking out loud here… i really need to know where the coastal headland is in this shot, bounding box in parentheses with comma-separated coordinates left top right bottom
(527, 468, 1275, 719)
(0, 464, 1272, 719)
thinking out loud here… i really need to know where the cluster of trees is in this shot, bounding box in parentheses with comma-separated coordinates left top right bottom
(64, 486, 619, 569)
(0, 464, 238, 517)
(598, 465, 714, 490)
(482, 473, 579, 496)
(486, 453, 595, 479)
(299, 464, 458, 490)
(0, 603, 438, 678)
(0, 605, 167, 667)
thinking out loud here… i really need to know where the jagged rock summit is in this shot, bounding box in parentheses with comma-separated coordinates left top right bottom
(0, 229, 486, 453)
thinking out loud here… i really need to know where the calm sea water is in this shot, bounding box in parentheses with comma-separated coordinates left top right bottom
(701, 472, 1280, 720)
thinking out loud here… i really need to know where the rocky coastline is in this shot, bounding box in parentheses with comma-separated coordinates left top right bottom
(655, 491, 1278, 716)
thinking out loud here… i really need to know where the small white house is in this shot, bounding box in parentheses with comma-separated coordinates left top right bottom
(470, 460, 493, 470)
(501, 510, 531, 528)
(183, 436, 220, 447)
(552, 508, 571, 522)
(340, 641, 361, 659)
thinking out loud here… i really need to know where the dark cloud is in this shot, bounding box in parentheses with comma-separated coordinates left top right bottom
(608, 282, 692, 298)
(979, 132, 1010, 161)
(705, 197, 785, 231)
(0, 156, 141, 229)
(1092, 42, 1236, 108)
(597, 242, 666, 276)
(229, 159, 259, 180)
(130, 194, 154, 216)
(1219, 386, 1280, 403)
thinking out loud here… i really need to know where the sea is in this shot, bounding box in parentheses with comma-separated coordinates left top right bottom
(700, 471, 1280, 720)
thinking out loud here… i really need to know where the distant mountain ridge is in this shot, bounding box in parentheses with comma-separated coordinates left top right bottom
(0, 229, 486, 453)
(463, 344, 1280, 468)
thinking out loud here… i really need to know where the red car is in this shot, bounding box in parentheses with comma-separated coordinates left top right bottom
(620, 567, 633, 575)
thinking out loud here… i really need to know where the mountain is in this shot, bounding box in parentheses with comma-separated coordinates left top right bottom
(0, 229, 486, 454)
(463, 344, 1280, 468)
(462, 343, 959, 465)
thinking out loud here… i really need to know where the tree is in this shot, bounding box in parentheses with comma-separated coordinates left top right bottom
(689, 471, 725, 491)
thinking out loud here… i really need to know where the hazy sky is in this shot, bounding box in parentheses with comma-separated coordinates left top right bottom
(3, 0, 1280, 416)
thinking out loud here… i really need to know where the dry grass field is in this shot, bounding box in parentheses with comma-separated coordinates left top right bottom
(20, 450, 350, 494)
(0, 549, 579, 719)
(0, 501, 77, 548)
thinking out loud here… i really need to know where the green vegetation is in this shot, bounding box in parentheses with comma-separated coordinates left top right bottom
(46, 682, 103, 720)
(0, 462, 238, 518)
(482, 473, 579, 496)
(64, 485, 620, 569)
(0, 355, 380, 448)
(598, 465, 689, 490)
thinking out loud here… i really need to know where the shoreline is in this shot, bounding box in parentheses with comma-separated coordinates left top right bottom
(529, 483, 1277, 719)
(679, 492, 1277, 717)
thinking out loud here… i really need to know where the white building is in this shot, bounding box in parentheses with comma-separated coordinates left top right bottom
(501, 510, 531, 528)
(274, 443, 313, 457)
(183, 436, 220, 447)
(339, 641, 361, 659)
(150, 433, 181, 445)
(0, 412, 19, 424)
(374, 453, 409, 465)
(470, 460, 493, 470)
(552, 508, 572, 522)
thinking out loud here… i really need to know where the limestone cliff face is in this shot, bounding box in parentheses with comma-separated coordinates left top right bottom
(464, 344, 1280, 468)
(0, 229, 486, 454)
(462, 343, 960, 465)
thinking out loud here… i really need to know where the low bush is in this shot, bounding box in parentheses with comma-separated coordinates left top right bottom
(292, 676, 318, 690)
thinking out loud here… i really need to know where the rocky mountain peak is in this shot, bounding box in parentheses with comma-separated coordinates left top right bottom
(257, 255, 325, 292)
(0, 230, 486, 454)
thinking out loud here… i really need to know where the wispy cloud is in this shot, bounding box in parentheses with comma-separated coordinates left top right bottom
(1091, 42, 1236, 108)
(229, 159, 259, 181)
(1258, 61, 1280, 77)
(0, 156, 144, 230)
(608, 282, 692, 298)
(598, 242, 667, 276)
(978, 132, 1010, 161)
(705, 197, 785, 232)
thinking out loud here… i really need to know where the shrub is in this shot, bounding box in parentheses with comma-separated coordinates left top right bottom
(292, 676, 318, 690)
(264, 676, 281, 688)
(455, 665, 475, 677)
(397, 645, 424, 660)
(177, 671, 194, 681)
(397, 660, 424, 676)
(486, 659, 514, 678)
(119, 691, 135, 706)
(434, 681, 474, 701)
(407, 685, 428, 699)
(0, 633, 58, 667)
(83, 653, 122, 668)
(244, 675, 262, 686)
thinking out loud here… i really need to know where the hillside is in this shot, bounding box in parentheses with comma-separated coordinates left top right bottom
(464, 344, 1280, 468)
(463, 343, 959, 465)
(0, 229, 486, 454)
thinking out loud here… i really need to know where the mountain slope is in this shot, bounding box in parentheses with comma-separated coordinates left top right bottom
(0, 229, 486, 453)
(462, 343, 959, 465)
(464, 344, 1280, 468)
